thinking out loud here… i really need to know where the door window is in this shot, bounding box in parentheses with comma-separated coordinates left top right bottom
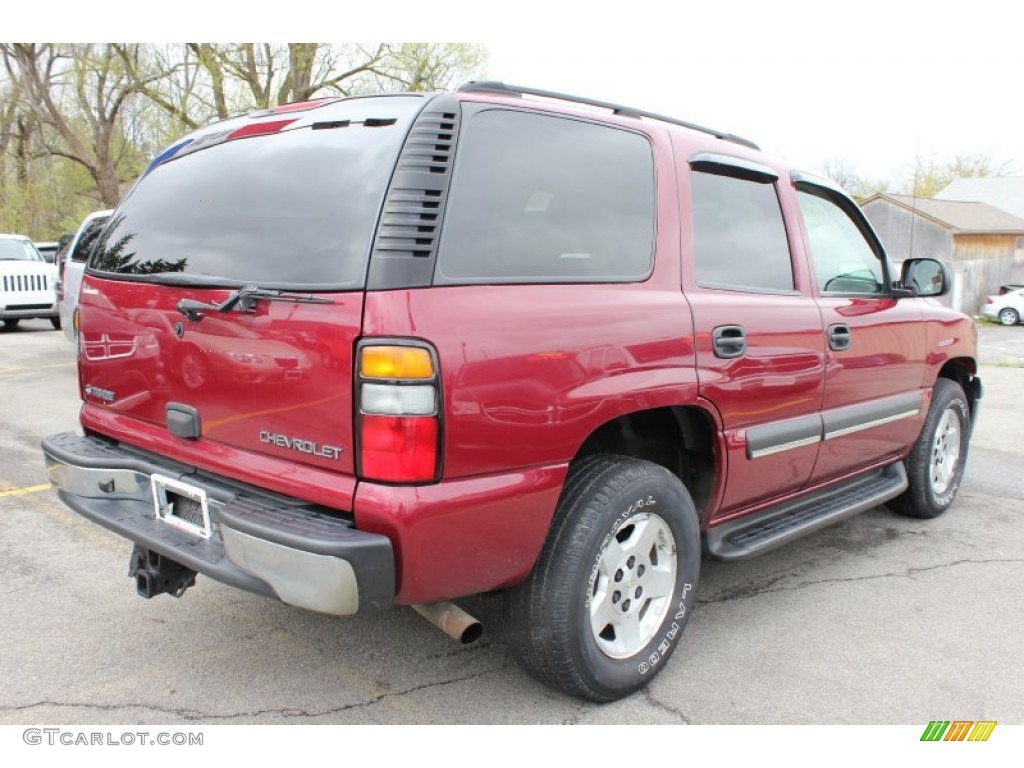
(690, 170, 794, 292)
(797, 187, 887, 295)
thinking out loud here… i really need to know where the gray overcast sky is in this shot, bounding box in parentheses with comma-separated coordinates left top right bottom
(479, 0, 1023, 185)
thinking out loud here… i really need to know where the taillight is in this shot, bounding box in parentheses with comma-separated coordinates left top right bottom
(986, 297, 994, 304)
(357, 342, 440, 483)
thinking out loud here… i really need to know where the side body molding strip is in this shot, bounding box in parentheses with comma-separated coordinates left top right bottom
(745, 391, 924, 460)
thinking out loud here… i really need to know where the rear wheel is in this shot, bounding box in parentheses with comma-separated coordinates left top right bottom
(890, 378, 970, 519)
(507, 455, 700, 702)
(50, 316, 61, 330)
(998, 308, 1019, 326)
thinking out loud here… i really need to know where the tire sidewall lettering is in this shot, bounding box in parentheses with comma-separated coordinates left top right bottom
(928, 396, 970, 510)
(638, 582, 693, 675)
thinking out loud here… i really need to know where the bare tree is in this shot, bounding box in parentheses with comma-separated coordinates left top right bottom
(0, 42, 487, 236)
(136, 43, 485, 125)
(372, 43, 486, 92)
(177, 43, 392, 118)
(113, 43, 204, 132)
(2, 43, 148, 207)
(818, 157, 890, 200)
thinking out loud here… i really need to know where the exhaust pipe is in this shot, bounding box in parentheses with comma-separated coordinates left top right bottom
(411, 602, 483, 644)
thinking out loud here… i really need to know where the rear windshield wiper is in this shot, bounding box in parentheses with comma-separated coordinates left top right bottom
(176, 285, 334, 321)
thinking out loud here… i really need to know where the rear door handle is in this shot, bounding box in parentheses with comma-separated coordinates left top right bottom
(828, 323, 851, 351)
(712, 325, 746, 359)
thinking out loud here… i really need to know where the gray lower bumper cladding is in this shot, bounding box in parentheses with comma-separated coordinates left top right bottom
(40, 432, 394, 615)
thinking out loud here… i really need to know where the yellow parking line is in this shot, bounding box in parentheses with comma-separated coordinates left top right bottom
(0, 484, 52, 498)
(0, 361, 75, 375)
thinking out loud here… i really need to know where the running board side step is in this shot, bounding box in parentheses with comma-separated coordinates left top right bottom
(705, 462, 908, 561)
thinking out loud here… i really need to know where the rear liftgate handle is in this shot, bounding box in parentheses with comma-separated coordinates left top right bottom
(712, 325, 746, 359)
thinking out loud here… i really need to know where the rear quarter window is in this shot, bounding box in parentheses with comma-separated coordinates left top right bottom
(436, 109, 656, 284)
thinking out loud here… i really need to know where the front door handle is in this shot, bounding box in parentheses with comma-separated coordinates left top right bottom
(828, 323, 851, 351)
(712, 325, 746, 359)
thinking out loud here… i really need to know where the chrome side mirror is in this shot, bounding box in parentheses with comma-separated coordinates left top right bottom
(899, 258, 949, 297)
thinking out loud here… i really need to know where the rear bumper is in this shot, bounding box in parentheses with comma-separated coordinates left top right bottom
(41, 432, 394, 615)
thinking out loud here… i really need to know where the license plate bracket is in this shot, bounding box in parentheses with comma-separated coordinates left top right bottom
(150, 474, 212, 539)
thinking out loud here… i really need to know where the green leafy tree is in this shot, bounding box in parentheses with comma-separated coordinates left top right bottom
(898, 152, 1017, 198)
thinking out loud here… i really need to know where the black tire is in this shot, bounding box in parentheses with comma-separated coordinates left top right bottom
(3, 319, 20, 327)
(890, 378, 971, 519)
(998, 308, 1019, 326)
(507, 455, 700, 702)
(50, 316, 61, 330)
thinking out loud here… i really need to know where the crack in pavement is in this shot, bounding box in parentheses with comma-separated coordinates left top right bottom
(0, 660, 513, 723)
(698, 558, 1024, 605)
(643, 688, 690, 724)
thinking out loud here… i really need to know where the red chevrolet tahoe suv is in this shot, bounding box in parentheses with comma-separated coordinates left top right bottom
(42, 82, 981, 702)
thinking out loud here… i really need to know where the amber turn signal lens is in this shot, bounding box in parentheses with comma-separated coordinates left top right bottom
(360, 346, 434, 379)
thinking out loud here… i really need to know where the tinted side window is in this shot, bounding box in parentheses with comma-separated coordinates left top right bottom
(437, 110, 655, 283)
(797, 188, 885, 294)
(71, 217, 110, 263)
(691, 171, 794, 292)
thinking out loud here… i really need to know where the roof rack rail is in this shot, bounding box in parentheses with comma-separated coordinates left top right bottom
(457, 81, 759, 151)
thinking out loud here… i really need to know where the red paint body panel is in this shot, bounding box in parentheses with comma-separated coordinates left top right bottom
(354, 465, 567, 603)
(686, 289, 826, 514)
(78, 277, 362, 480)
(362, 284, 699, 481)
(810, 296, 928, 483)
(80, 403, 358, 510)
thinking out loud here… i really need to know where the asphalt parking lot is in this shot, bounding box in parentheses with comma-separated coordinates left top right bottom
(1, 319, 1022, 725)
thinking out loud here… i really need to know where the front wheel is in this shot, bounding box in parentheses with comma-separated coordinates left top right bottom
(998, 308, 1019, 326)
(3, 319, 20, 328)
(890, 379, 971, 519)
(50, 316, 61, 330)
(507, 455, 700, 702)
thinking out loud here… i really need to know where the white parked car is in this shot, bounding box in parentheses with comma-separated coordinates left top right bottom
(0, 234, 60, 329)
(58, 210, 112, 341)
(981, 287, 1024, 326)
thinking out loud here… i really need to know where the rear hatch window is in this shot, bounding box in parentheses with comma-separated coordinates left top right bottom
(89, 96, 425, 289)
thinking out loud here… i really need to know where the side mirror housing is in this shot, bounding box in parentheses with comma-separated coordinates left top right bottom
(898, 258, 949, 298)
